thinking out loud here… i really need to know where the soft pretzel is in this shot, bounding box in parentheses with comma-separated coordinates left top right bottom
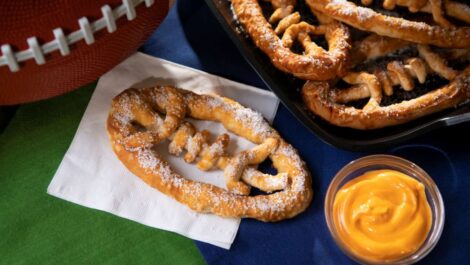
(306, 0, 470, 48)
(301, 36, 470, 129)
(231, 0, 351, 80)
(107, 86, 313, 221)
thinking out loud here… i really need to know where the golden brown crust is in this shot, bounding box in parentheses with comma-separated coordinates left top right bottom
(306, 0, 470, 48)
(107, 86, 313, 222)
(301, 34, 470, 130)
(350, 34, 411, 66)
(302, 66, 470, 130)
(231, 0, 352, 80)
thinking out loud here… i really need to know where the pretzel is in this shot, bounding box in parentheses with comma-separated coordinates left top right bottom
(301, 36, 470, 129)
(107, 86, 313, 221)
(231, 0, 351, 80)
(306, 0, 470, 48)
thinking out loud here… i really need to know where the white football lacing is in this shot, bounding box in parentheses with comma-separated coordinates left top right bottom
(0, 0, 155, 72)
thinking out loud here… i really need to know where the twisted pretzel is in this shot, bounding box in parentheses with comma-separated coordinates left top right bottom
(302, 36, 470, 129)
(107, 86, 313, 221)
(361, 0, 470, 27)
(306, 0, 470, 48)
(168, 121, 288, 194)
(231, 0, 351, 80)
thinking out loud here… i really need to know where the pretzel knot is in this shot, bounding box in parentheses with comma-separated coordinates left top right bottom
(302, 36, 470, 129)
(107, 86, 313, 221)
(231, 0, 351, 80)
(306, 0, 470, 48)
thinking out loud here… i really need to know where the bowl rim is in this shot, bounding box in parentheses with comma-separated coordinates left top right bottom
(324, 154, 445, 265)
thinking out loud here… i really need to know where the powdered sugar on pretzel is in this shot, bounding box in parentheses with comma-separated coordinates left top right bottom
(107, 86, 313, 221)
(231, 0, 351, 80)
(306, 0, 470, 48)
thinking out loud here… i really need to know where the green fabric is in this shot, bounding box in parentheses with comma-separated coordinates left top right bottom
(0, 83, 206, 265)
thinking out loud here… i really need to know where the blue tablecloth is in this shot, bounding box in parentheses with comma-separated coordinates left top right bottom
(141, 0, 470, 264)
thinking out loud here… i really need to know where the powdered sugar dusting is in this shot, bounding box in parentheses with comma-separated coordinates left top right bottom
(233, 107, 272, 137)
(356, 6, 374, 21)
(112, 93, 134, 133)
(277, 144, 307, 193)
(242, 167, 287, 192)
(292, 173, 305, 192)
(265, 173, 288, 189)
(209, 140, 224, 155)
(277, 144, 303, 168)
(206, 95, 273, 138)
(186, 136, 200, 156)
(137, 148, 158, 169)
(109, 87, 311, 219)
(327, 0, 375, 22)
(137, 148, 183, 188)
(247, 193, 289, 213)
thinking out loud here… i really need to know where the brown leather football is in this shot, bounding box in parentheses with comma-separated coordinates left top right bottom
(0, 0, 170, 105)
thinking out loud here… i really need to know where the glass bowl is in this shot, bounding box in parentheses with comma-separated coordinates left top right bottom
(324, 154, 445, 265)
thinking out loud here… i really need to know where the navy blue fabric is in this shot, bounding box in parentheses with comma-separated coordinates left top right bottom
(141, 0, 470, 264)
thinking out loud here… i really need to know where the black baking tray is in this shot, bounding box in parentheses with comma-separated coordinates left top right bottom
(204, 0, 470, 151)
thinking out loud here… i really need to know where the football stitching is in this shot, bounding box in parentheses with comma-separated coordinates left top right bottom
(0, 0, 155, 72)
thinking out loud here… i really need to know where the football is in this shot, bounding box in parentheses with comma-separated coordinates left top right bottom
(0, 0, 170, 105)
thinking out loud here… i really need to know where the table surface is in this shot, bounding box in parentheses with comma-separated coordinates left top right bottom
(1, 0, 470, 264)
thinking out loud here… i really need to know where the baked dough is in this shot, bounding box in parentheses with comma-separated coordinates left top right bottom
(302, 36, 470, 129)
(107, 86, 313, 221)
(231, 0, 351, 80)
(306, 0, 470, 48)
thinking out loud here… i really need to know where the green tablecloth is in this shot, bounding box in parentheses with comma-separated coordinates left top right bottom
(0, 83, 205, 264)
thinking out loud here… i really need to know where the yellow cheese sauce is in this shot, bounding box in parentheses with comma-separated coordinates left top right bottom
(333, 169, 432, 261)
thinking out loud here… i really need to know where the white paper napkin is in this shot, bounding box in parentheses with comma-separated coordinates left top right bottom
(47, 52, 280, 249)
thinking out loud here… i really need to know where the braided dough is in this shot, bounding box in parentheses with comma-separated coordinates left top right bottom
(107, 86, 313, 221)
(306, 0, 470, 48)
(302, 36, 470, 129)
(231, 0, 351, 80)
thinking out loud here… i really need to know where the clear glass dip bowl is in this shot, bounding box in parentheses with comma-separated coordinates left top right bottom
(324, 155, 445, 265)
